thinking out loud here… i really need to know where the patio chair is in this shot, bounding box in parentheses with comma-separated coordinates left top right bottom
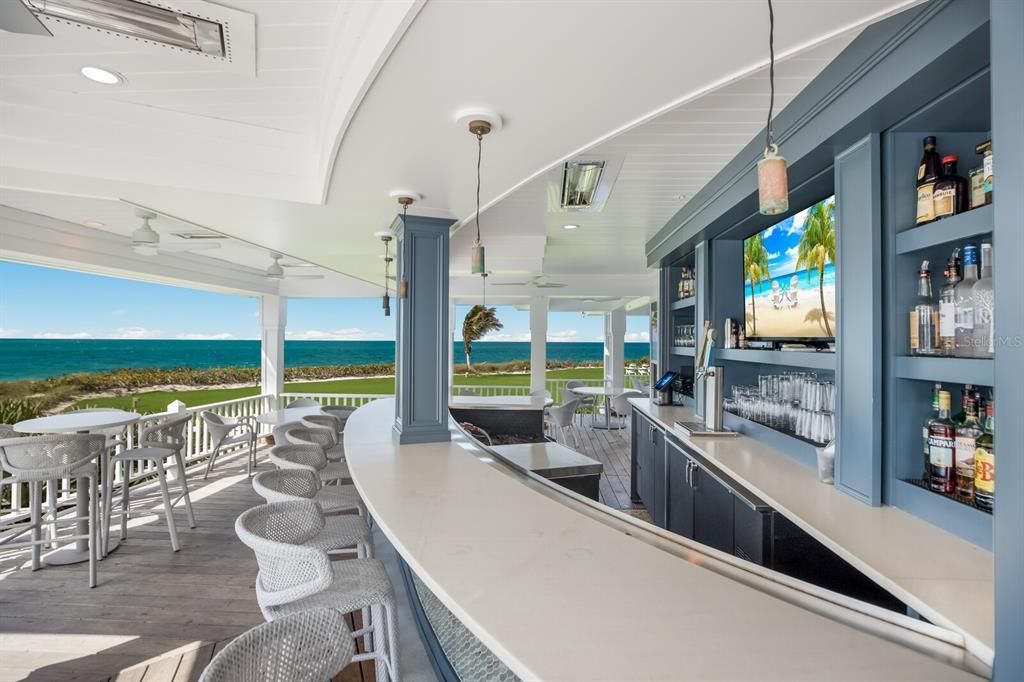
(199, 607, 355, 682)
(250, 471, 370, 557)
(288, 424, 345, 462)
(104, 413, 196, 553)
(0, 424, 15, 519)
(0, 433, 105, 587)
(234, 500, 399, 682)
(286, 398, 321, 408)
(301, 414, 344, 446)
(252, 467, 368, 523)
(270, 443, 349, 486)
(271, 421, 302, 448)
(544, 399, 580, 448)
(565, 380, 595, 425)
(199, 411, 258, 479)
(322, 405, 357, 431)
(610, 390, 645, 428)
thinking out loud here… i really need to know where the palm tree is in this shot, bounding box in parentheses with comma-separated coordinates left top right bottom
(744, 234, 770, 336)
(795, 199, 836, 336)
(462, 304, 503, 370)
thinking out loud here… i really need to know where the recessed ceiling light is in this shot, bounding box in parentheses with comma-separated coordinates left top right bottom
(80, 66, 126, 85)
(563, 224, 579, 230)
(83, 219, 105, 228)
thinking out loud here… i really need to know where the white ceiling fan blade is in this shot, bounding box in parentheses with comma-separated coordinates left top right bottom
(491, 282, 529, 286)
(157, 243, 222, 253)
(535, 282, 568, 288)
(284, 273, 325, 280)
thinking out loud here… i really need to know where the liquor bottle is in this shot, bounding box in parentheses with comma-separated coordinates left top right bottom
(933, 155, 968, 220)
(954, 244, 979, 357)
(953, 384, 974, 425)
(938, 251, 960, 356)
(976, 139, 993, 205)
(916, 136, 942, 225)
(928, 390, 956, 494)
(974, 403, 994, 511)
(971, 242, 994, 358)
(910, 260, 939, 355)
(923, 383, 941, 480)
(955, 395, 982, 502)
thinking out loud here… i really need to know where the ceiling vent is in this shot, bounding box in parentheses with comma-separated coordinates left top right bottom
(548, 155, 623, 213)
(5, 0, 255, 74)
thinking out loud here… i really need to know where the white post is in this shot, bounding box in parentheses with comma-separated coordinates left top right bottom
(260, 295, 287, 407)
(604, 307, 626, 390)
(448, 299, 456, 396)
(529, 296, 548, 396)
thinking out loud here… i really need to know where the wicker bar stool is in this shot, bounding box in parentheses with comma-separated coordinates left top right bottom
(301, 413, 344, 444)
(0, 433, 105, 587)
(104, 413, 196, 552)
(270, 443, 349, 485)
(322, 405, 357, 432)
(235, 500, 399, 682)
(199, 607, 354, 682)
(251, 470, 372, 557)
(287, 423, 345, 462)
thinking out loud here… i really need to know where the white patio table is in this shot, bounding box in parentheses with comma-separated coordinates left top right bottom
(569, 386, 626, 430)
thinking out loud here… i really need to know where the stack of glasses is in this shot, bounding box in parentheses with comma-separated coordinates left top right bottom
(723, 372, 836, 445)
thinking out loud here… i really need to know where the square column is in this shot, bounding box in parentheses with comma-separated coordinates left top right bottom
(604, 307, 626, 390)
(392, 214, 455, 444)
(259, 295, 287, 406)
(529, 296, 548, 395)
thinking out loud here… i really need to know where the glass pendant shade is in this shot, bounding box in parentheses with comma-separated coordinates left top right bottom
(758, 144, 789, 215)
(471, 241, 486, 275)
(382, 293, 391, 317)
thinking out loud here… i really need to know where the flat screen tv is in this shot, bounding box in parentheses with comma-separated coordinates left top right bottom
(743, 195, 836, 341)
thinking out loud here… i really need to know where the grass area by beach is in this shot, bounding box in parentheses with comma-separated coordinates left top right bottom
(68, 367, 607, 414)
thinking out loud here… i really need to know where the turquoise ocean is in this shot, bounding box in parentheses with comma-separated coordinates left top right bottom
(0, 340, 651, 382)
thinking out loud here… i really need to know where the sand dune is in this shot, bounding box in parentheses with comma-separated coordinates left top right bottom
(744, 282, 836, 338)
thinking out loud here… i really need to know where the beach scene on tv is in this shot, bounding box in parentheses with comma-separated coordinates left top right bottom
(743, 195, 836, 340)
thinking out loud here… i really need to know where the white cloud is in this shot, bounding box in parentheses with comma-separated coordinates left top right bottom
(33, 331, 93, 339)
(548, 330, 578, 341)
(287, 328, 387, 341)
(0, 328, 22, 338)
(625, 331, 650, 342)
(763, 224, 777, 238)
(785, 212, 807, 236)
(110, 326, 164, 340)
(785, 246, 799, 257)
(176, 333, 235, 340)
(479, 332, 531, 342)
(766, 250, 780, 260)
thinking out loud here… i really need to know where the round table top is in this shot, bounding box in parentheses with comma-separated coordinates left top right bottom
(569, 386, 624, 397)
(256, 406, 325, 426)
(14, 409, 142, 434)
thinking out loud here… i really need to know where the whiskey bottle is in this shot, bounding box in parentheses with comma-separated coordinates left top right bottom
(971, 243, 994, 358)
(928, 390, 956, 494)
(938, 251, 960, 356)
(933, 155, 968, 220)
(909, 260, 939, 355)
(954, 244, 979, 357)
(975, 403, 994, 511)
(955, 395, 982, 502)
(923, 383, 941, 480)
(953, 384, 974, 425)
(916, 136, 942, 225)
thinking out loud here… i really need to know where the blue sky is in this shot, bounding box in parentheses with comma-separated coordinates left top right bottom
(751, 195, 834, 280)
(0, 262, 648, 342)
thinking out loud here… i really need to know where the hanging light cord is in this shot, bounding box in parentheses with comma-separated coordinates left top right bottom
(765, 0, 775, 150)
(475, 132, 483, 244)
(383, 238, 391, 297)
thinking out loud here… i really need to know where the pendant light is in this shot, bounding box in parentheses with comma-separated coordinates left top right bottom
(380, 233, 393, 316)
(469, 119, 491, 275)
(758, 0, 788, 216)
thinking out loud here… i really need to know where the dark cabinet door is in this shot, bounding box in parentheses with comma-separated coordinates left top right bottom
(692, 463, 734, 554)
(733, 497, 772, 566)
(634, 414, 656, 510)
(630, 411, 644, 503)
(651, 427, 666, 527)
(666, 442, 694, 538)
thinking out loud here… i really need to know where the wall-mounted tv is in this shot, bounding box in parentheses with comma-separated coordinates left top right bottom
(743, 195, 836, 341)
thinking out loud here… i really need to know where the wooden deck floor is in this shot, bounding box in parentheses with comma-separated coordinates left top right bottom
(0, 451, 377, 682)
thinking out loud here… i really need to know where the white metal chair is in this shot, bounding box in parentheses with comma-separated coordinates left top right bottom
(545, 398, 580, 448)
(252, 469, 371, 556)
(235, 500, 399, 682)
(286, 398, 321, 408)
(270, 443, 349, 485)
(199, 607, 355, 682)
(565, 380, 595, 425)
(287, 424, 345, 462)
(610, 390, 645, 428)
(200, 411, 258, 479)
(0, 433, 104, 587)
(104, 413, 196, 553)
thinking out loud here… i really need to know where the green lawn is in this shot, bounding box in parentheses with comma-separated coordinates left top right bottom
(72, 367, 606, 414)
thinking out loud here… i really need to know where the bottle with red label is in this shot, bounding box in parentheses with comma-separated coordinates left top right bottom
(928, 390, 957, 494)
(933, 155, 968, 220)
(974, 403, 994, 511)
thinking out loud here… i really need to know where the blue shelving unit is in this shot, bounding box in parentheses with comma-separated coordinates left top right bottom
(713, 348, 836, 371)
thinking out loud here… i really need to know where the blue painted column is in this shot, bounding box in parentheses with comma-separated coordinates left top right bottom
(392, 214, 455, 444)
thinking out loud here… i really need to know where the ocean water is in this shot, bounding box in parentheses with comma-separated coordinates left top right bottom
(743, 263, 836, 300)
(0, 339, 651, 382)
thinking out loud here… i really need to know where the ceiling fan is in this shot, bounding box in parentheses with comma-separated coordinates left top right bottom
(491, 275, 568, 289)
(131, 209, 221, 257)
(265, 254, 324, 280)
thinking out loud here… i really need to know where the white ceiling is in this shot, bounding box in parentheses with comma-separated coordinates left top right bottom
(0, 0, 922, 303)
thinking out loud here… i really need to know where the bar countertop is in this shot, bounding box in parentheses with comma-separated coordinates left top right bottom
(629, 397, 994, 663)
(344, 398, 984, 681)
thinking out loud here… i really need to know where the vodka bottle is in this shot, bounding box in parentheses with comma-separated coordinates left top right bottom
(909, 260, 938, 355)
(938, 251, 960, 357)
(954, 244, 979, 357)
(971, 243, 994, 358)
